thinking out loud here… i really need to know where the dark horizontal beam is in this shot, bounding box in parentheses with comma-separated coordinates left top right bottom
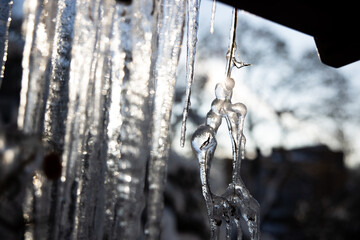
(217, 0, 360, 68)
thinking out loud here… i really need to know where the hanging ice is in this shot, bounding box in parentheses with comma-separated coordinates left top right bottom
(13, 0, 185, 239)
(0, 0, 12, 86)
(210, 0, 216, 34)
(0, 0, 261, 239)
(145, 0, 185, 239)
(191, 9, 261, 240)
(180, 0, 201, 147)
(18, 0, 58, 134)
(192, 78, 260, 240)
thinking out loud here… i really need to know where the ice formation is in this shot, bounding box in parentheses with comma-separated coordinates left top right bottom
(145, 0, 185, 238)
(192, 9, 260, 240)
(0, 0, 12, 86)
(0, 0, 260, 239)
(210, 0, 216, 34)
(180, 0, 201, 147)
(11, 0, 185, 239)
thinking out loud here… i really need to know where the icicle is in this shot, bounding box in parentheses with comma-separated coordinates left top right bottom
(192, 8, 260, 240)
(192, 125, 218, 238)
(57, 1, 94, 238)
(17, 0, 58, 134)
(15, 0, 204, 238)
(17, 1, 60, 239)
(0, 0, 12, 87)
(108, 0, 154, 238)
(54, 0, 111, 239)
(17, 0, 38, 131)
(145, 0, 185, 239)
(43, 0, 75, 152)
(210, 0, 216, 34)
(103, 3, 128, 239)
(180, 0, 201, 147)
(74, 1, 114, 239)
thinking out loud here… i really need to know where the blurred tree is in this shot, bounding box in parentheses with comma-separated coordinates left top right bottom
(175, 14, 357, 161)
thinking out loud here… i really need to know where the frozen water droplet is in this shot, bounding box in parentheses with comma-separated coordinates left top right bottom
(215, 83, 232, 100)
(231, 102, 247, 117)
(224, 77, 235, 91)
(191, 125, 217, 154)
(206, 110, 222, 131)
(211, 99, 228, 116)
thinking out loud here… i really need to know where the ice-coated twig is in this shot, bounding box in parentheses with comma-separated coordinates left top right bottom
(180, 0, 201, 147)
(192, 8, 260, 240)
(192, 77, 260, 239)
(225, 8, 237, 78)
(225, 9, 251, 77)
(210, 0, 216, 34)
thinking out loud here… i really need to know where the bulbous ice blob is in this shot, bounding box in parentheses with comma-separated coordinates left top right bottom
(191, 125, 217, 154)
(225, 108, 239, 125)
(211, 99, 229, 116)
(215, 82, 232, 100)
(231, 102, 247, 117)
(224, 77, 235, 91)
(206, 110, 222, 131)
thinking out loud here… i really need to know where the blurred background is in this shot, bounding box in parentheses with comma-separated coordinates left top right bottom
(1, 0, 360, 239)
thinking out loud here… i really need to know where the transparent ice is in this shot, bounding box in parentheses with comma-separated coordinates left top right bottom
(192, 77, 260, 240)
(0, 0, 260, 239)
(180, 0, 201, 147)
(191, 8, 260, 240)
(145, 0, 185, 239)
(8, 0, 185, 239)
(210, 0, 216, 34)
(0, 0, 12, 86)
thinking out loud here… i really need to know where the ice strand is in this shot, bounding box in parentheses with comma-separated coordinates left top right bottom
(54, 0, 101, 239)
(73, 1, 114, 239)
(225, 8, 237, 78)
(18, 1, 59, 239)
(192, 125, 218, 238)
(180, 0, 201, 147)
(111, 0, 154, 238)
(15, 0, 191, 239)
(210, 0, 216, 34)
(30, 1, 76, 239)
(103, 3, 128, 239)
(18, 0, 57, 134)
(145, 0, 185, 239)
(192, 8, 260, 240)
(43, 0, 75, 153)
(0, 0, 12, 87)
(16, 0, 38, 131)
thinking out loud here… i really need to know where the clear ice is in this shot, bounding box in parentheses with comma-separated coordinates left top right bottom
(191, 9, 261, 240)
(180, 0, 201, 147)
(11, 0, 185, 239)
(210, 0, 216, 34)
(145, 0, 185, 239)
(0, 0, 12, 86)
(0, 0, 260, 239)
